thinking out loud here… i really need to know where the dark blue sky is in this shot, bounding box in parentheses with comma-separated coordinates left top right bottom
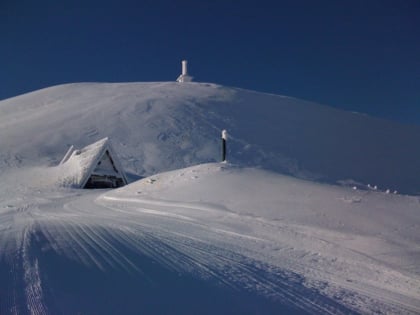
(1, 0, 419, 124)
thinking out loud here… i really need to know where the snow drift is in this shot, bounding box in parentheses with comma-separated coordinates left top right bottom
(0, 163, 419, 314)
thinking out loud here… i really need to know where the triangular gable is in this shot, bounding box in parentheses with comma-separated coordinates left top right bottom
(61, 137, 128, 188)
(92, 150, 120, 177)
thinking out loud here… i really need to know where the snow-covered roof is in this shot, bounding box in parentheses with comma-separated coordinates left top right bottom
(59, 137, 128, 188)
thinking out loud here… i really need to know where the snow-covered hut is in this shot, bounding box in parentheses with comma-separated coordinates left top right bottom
(59, 137, 128, 189)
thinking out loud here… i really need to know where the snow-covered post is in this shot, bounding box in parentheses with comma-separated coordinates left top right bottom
(176, 60, 193, 82)
(221, 129, 227, 162)
(182, 60, 188, 76)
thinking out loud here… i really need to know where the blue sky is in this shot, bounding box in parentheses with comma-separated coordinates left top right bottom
(1, 0, 419, 124)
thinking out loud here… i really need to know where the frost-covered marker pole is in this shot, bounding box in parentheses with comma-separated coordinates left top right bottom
(176, 60, 193, 82)
(182, 60, 187, 76)
(222, 129, 228, 162)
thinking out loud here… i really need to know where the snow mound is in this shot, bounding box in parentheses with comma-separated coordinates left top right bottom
(1, 162, 419, 314)
(99, 163, 420, 313)
(105, 163, 420, 271)
(1, 82, 420, 193)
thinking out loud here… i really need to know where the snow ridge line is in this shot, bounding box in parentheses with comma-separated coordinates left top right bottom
(99, 195, 223, 213)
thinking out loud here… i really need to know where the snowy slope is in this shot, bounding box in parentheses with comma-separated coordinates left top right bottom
(0, 163, 419, 314)
(102, 163, 420, 313)
(1, 82, 420, 193)
(1, 82, 420, 314)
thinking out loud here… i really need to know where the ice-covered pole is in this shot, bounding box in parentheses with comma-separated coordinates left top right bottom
(176, 59, 193, 82)
(221, 129, 227, 162)
(182, 60, 188, 75)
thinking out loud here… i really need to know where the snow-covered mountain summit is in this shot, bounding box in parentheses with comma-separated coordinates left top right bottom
(1, 82, 420, 314)
(1, 81, 420, 193)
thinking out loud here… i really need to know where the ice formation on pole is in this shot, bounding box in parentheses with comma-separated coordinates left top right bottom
(222, 129, 227, 162)
(176, 60, 193, 82)
(222, 129, 228, 140)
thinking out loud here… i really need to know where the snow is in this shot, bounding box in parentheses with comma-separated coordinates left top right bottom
(101, 163, 420, 311)
(57, 137, 128, 188)
(1, 82, 420, 193)
(222, 129, 228, 140)
(0, 82, 420, 314)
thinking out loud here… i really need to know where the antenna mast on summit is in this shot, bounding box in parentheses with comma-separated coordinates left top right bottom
(176, 60, 193, 83)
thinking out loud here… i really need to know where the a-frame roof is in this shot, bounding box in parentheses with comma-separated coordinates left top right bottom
(60, 137, 128, 188)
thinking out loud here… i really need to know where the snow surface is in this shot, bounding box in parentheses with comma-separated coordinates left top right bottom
(1, 82, 420, 193)
(1, 82, 420, 314)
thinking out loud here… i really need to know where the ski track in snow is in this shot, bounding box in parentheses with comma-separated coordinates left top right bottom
(0, 166, 419, 314)
(0, 173, 420, 314)
(1, 183, 418, 314)
(55, 195, 357, 314)
(22, 226, 48, 315)
(96, 193, 420, 314)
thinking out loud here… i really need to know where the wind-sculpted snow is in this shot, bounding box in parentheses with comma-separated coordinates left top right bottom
(1, 82, 420, 313)
(1, 82, 420, 193)
(0, 189, 350, 314)
(1, 164, 419, 314)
